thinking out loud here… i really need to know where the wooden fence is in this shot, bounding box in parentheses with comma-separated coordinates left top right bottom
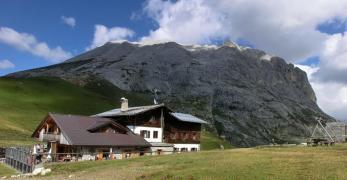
(34, 150, 188, 164)
(3, 148, 196, 174)
(5, 147, 34, 173)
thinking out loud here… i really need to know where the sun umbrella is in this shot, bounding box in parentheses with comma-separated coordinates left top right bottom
(32, 145, 37, 155)
(47, 148, 52, 159)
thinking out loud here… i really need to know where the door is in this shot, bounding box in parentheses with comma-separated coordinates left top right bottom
(157, 149, 162, 155)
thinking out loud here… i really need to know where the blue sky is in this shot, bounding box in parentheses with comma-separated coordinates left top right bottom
(0, 0, 152, 75)
(1, 0, 347, 120)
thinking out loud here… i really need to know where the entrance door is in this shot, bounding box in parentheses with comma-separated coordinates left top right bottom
(157, 149, 162, 155)
(96, 149, 108, 160)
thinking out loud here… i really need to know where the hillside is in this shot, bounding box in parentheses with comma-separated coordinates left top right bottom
(0, 77, 150, 146)
(7, 41, 335, 146)
(29, 144, 347, 180)
(0, 77, 229, 148)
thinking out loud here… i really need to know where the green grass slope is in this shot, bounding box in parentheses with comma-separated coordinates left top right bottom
(201, 131, 233, 150)
(40, 144, 347, 180)
(0, 77, 230, 149)
(0, 77, 151, 146)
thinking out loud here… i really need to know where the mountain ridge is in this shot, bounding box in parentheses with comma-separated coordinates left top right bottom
(6, 41, 334, 147)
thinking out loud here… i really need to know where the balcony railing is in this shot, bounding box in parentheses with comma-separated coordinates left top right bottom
(40, 133, 60, 142)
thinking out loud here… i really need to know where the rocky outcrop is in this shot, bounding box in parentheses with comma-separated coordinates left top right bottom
(7, 41, 334, 147)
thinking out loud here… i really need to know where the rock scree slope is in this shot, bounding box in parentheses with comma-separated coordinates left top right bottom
(6, 41, 334, 147)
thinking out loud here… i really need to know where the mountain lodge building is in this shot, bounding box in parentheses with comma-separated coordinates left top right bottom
(31, 98, 207, 160)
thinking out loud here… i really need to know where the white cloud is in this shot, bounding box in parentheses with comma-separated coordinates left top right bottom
(142, 0, 347, 62)
(308, 33, 347, 84)
(0, 27, 72, 62)
(88, 25, 135, 50)
(61, 16, 76, 28)
(311, 81, 347, 121)
(141, 0, 229, 44)
(0, 59, 15, 69)
(321, 33, 347, 70)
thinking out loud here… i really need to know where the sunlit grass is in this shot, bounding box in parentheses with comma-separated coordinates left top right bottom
(0, 164, 17, 177)
(40, 144, 347, 180)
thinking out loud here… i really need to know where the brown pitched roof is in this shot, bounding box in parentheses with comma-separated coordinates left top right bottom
(44, 113, 150, 147)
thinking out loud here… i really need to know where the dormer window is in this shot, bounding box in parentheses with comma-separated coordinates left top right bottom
(87, 121, 128, 134)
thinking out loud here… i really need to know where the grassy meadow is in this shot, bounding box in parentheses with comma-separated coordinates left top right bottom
(0, 164, 17, 177)
(28, 144, 347, 180)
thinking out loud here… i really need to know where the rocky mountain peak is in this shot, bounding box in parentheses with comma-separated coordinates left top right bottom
(6, 41, 333, 146)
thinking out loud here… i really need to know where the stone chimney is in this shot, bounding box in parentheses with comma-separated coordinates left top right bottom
(120, 97, 128, 112)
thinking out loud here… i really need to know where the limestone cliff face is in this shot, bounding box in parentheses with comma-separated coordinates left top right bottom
(7, 42, 334, 147)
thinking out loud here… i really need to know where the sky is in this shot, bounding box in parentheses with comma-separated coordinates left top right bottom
(1, 0, 347, 121)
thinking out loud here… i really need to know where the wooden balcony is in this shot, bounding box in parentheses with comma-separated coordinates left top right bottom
(39, 133, 60, 142)
(164, 131, 200, 144)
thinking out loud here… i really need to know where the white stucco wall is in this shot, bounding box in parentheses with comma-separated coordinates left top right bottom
(150, 146, 174, 155)
(39, 129, 44, 141)
(127, 125, 162, 143)
(173, 144, 200, 151)
(59, 133, 70, 145)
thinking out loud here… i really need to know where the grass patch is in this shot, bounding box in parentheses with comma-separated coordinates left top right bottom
(201, 131, 233, 150)
(38, 144, 347, 180)
(0, 164, 17, 177)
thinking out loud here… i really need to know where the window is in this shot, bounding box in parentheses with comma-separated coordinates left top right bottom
(180, 148, 188, 152)
(153, 131, 158, 139)
(140, 130, 150, 138)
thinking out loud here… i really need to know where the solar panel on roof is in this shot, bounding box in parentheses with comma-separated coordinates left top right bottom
(170, 112, 208, 124)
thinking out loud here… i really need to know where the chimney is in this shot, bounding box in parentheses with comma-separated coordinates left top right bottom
(120, 97, 128, 112)
(153, 88, 160, 105)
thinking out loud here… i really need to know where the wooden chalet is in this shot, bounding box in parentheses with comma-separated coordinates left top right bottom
(93, 98, 208, 153)
(32, 113, 150, 161)
(32, 97, 207, 161)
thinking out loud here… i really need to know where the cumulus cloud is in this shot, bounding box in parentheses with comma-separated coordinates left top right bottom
(312, 81, 347, 121)
(61, 16, 76, 28)
(142, 0, 347, 62)
(315, 33, 347, 83)
(141, 0, 230, 44)
(0, 59, 15, 69)
(0, 27, 72, 62)
(88, 25, 135, 50)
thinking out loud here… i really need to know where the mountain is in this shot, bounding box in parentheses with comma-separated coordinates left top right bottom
(6, 41, 334, 147)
